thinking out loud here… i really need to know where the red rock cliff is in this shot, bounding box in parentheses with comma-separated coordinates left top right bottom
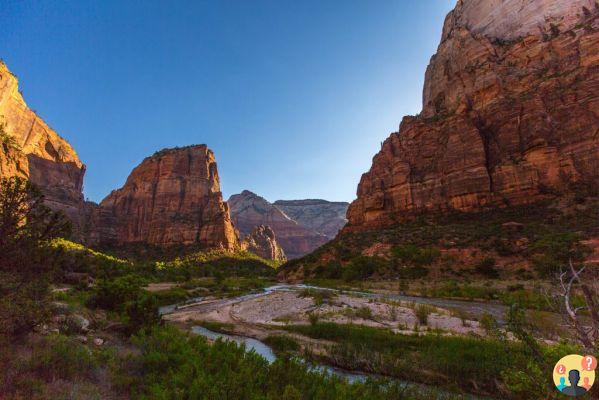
(346, 0, 599, 231)
(228, 190, 328, 259)
(0, 62, 86, 229)
(94, 145, 238, 249)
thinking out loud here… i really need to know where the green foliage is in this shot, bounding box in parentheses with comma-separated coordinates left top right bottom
(531, 232, 589, 276)
(87, 274, 147, 311)
(263, 335, 300, 356)
(479, 312, 498, 335)
(0, 177, 70, 336)
(121, 325, 426, 400)
(474, 257, 499, 278)
(414, 304, 434, 325)
(342, 256, 387, 281)
(392, 245, 440, 266)
(299, 288, 336, 306)
(86, 274, 159, 334)
(0, 122, 21, 152)
(285, 322, 524, 393)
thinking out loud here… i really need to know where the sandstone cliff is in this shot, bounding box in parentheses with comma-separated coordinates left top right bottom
(0, 62, 87, 231)
(273, 199, 348, 239)
(241, 225, 286, 261)
(228, 190, 328, 259)
(93, 145, 237, 249)
(346, 0, 599, 231)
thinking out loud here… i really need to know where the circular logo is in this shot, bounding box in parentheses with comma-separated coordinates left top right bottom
(554, 354, 596, 396)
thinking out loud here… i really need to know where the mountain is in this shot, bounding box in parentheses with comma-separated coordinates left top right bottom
(241, 225, 286, 262)
(281, 0, 599, 280)
(273, 199, 348, 239)
(345, 0, 598, 232)
(228, 190, 329, 259)
(0, 61, 87, 233)
(90, 145, 238, 249)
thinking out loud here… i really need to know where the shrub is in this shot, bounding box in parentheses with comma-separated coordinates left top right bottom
(479, 312, 498, 335)
(342, 256, 387, 281)
(263, 336, 300, 355)
(392, 245, 440, 266)
(354, 306, 374, 320)
(475, 257, 499, 278)
(414, 304, 434, 325)
(123, 293, 161, 334)
(0, 177, 70, 337)
(87, 274, 145, 311)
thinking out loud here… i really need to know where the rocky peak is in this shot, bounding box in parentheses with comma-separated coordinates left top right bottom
(241, 224, 286, 261)
(346, 0, 599, 231)
(228, 190, 328, 259)
(0, 61, 87, 232)
(273, 199, 349, 239)
(93, 145, 237, 248)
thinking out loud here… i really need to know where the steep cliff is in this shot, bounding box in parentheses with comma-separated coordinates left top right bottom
(241, 225, 286, 261)
(228, 190, 328, 259)
(273, 199, 348, 239)
(346, 0, 599, 231)
(0, 62, 86, 231)
(93, 145, 238, 249)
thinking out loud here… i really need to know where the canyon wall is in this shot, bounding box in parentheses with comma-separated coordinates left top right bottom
(345, 0, 599, 231)
(273, 199, 348, 239)
(93, 145, 238, 249)
(228, 190, 329, 259)
(241, 225, 286, 261)
(0, 62, 87, 231)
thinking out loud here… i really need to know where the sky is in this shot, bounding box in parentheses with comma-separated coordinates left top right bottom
(0, 0, 455, 203)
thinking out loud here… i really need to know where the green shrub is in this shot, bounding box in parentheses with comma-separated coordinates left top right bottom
(392, 245, 440, 266)
(479, 312, 498, 334)
(475, 257, 499, 278)
(87, 274, 145, 311)
(263, 336, 300, 355)
(414, 304, 434, 325)
(342, 256, 387, 281)
(123, 293, 161, 334)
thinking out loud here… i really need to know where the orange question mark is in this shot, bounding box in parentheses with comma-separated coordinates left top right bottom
(581, 355, 597, 371)
(556, 364, 566, 375)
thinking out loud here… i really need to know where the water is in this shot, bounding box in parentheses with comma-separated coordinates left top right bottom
(264, 284, 508, 323)
(191, 324, 491, 399)
(191, 325, 381, 383)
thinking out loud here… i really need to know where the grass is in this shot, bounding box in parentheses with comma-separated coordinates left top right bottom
(263, 335, 301, 355)
(284, 322, 530, 393)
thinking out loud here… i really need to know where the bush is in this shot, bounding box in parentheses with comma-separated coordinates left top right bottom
(342, 256, 387, 281)
(475, 257, 499, 278)
(123, 293, 161, 334)
(87, 274, 146, 311)
(392, 245, 440, 266)
(414, 304, 434, 325)
(263, 336, 300, 355)
(0, 177, 70, 337)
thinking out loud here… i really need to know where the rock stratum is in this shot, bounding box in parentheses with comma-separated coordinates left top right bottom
(346, 0, 599, 232)
(241, 225, 286, 262)
(273, 199, 348, 240)
(0, 62, 87, 231)
(228, 191, 330, 259)
(92, 145, 238, 249)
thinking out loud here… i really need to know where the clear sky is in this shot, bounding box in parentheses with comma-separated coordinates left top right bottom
(1, 0, 455, 203)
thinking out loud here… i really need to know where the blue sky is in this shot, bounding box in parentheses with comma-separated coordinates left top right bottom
(1, 0, 455, 203)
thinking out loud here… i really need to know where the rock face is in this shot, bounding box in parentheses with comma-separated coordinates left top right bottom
(273, 199, 348, 239)
(228, 191, 328, 259)
(93, 145, 237, 249)
(346, 0, 599, 231)
(0, 62, 87, 230)
(241, 225, 286, 261)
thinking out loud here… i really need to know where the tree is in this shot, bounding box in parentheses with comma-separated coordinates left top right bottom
(0, 177, 70, 337)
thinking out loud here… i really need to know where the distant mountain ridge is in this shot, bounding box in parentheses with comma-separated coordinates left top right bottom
(228, 191, 348, 259)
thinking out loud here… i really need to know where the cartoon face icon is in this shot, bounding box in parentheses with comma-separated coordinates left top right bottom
(554, 355, 596, 397)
